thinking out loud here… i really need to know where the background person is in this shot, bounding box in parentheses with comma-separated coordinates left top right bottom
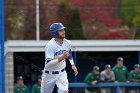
(112, 57, 129, 93)
(32, 76, 42, 93)
(128, 64, 140, 93)
(100, 64, 115, 93)
(14, 76, 29, 93)
(84, 66, 100, 93)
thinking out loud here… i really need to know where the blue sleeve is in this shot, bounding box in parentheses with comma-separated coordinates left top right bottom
(67, 49, 73, 60)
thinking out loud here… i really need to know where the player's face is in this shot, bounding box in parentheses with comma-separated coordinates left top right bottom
(105, 68, 111, 74)
(38, 79, 42, 84)
(117, 61, 123, 67)
(93, 70, 99, 75)
(58, 29, 65, 39)
(17, 80, 23, 86)
(134, 67, 140, 72)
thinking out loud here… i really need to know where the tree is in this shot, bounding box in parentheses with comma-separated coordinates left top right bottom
(66, 9, 86, 40)
(119, 0, 140, 28)
(57, 0, 86, 39)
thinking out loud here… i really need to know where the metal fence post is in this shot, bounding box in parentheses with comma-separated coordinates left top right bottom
(73, 51, 77, 93)
(138, 51, 140, 65)
(0, 0, 5, 92)
(116, 86, 121, 93)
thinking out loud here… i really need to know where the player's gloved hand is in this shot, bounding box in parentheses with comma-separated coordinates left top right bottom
(72, 65, 78, 76)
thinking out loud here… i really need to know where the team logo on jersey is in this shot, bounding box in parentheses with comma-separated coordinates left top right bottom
(54, 50, 66, 56)
(22, 88, 25, 90)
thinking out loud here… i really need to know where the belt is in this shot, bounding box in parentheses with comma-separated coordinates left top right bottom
(45, 68, 65, 74)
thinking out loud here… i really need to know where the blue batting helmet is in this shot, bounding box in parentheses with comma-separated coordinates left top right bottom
(50, 23, 66, 37)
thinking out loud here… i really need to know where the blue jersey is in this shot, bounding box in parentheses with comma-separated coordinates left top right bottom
(45, 38, 72, 71)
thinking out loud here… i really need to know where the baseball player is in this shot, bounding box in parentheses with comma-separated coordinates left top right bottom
(100, 64, 115, 93)
(14, 76, 29, 93)
(32, 76, 41, 93)
(127, 64, 140, 93)
(112, 57, 129, 93)
(41, 22, 78, 93)
(84, 66, 100, 93)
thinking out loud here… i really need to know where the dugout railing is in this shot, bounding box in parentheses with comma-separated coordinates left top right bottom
(69, 82, 140, 93)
